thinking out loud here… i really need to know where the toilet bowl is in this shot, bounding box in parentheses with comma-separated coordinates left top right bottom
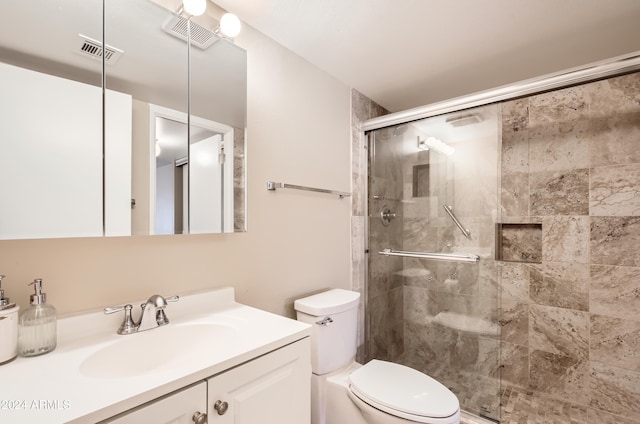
(347, 359, 460, 424)
(295, 289, 460, 424)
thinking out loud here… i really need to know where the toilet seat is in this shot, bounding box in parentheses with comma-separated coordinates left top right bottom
(348, 360, 459, 423)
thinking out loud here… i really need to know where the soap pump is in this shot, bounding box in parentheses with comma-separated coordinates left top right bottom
(18, 278, 57, 357)
(0, 275, 20, 364)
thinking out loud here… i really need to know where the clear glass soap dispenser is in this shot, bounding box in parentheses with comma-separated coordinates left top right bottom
(18, 279, 57, 357)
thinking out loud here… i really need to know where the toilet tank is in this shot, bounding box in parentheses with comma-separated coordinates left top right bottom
(294, 289, 360, 375)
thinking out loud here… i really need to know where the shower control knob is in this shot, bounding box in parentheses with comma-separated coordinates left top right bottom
(380, 206, 396, 226)
(214, 400, 229, 415)
(382, 210, 396, 219)
(192, 411, 207, 424)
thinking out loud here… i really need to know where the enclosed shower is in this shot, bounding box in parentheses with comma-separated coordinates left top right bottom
(366, 104, 501, 421)
(359, 52, 640, 424)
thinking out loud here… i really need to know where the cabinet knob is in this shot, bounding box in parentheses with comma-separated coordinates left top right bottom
(192, 411, 208, 424)
(214, 400, 229, 415)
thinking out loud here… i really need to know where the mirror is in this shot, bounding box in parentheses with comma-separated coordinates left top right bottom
(0, 0, 247, 239)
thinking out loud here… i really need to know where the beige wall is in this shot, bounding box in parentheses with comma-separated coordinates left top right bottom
(0, 24, 352, 318)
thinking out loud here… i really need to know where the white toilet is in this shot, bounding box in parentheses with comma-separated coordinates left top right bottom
(295, 289, 460, 424)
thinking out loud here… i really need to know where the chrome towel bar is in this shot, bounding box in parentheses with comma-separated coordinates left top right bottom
(267, 181, 351, 199)
(378, 248, 480, 263)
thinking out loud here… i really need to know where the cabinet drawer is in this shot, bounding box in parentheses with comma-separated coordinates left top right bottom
(102, 382, 207, 424)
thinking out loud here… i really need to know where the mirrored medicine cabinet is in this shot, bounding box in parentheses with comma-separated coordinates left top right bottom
(0, 0, 247, 240)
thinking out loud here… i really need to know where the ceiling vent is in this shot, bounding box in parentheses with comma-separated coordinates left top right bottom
(162, 15, 218, 50)
(77, 34, 124, 65)
(445, 113, 483, 127)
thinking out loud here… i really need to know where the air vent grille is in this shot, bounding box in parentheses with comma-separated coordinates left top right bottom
(162, 15, 219, 50)
(445, 113, 483, 127)
(77, 35, 123, 65)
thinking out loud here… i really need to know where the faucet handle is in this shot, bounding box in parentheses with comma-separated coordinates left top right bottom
(104, 304, 138, 335)
(155, 295, 179, 326)
(104, 304, 129, 314)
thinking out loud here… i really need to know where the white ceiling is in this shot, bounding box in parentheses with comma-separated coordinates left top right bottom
(214, 0, 640, 112)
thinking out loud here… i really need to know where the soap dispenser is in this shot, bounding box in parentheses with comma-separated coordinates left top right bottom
(0, 275, 20, 364)
(18, 279, 57, 357)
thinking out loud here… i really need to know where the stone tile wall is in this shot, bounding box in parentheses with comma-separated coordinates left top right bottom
(350, 89, 388, 362)
(499, 71, 640, 423)
(351, 71, 640, 423)
(233, 126, 246, 231)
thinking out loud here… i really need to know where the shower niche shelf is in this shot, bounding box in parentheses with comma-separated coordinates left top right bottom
(495, 223, 542, 263)
(412, 164, 430, 198)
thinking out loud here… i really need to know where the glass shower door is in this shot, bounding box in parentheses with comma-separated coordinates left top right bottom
(367, 104, 501, 421)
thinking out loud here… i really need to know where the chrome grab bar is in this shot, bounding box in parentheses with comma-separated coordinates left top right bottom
(267, 181, 351, 199)
(378, 248, 480, 263)
(443, 205, 471, 239)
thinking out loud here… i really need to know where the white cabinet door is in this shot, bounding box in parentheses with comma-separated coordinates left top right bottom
(207, 339, 311, 424)
(103, 382, 207, 424)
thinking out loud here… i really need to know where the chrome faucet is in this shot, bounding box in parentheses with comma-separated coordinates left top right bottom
(104, 294, 179, 335)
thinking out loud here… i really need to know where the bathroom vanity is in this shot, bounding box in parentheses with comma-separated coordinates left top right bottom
(0, 288, 311, 424)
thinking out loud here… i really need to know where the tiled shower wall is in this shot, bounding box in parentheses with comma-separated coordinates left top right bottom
(350, 89, 388, 361)
(499, 71, 640, 423)
(351, 70, 640, 423)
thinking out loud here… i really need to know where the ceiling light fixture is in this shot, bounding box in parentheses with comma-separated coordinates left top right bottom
(182, 0, 206, 17)
(171, 3, 241, 44)
(417, 136, 455, 156)
(218, 13, 242, 38)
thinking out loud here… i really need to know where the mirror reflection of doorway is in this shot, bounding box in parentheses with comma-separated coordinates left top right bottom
(155, 117, 188, 235)
(189, 133, 224, 234)
(150, 105, 234, 235)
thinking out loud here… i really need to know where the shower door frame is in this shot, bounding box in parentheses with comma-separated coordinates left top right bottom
(363, 51, 640, 132)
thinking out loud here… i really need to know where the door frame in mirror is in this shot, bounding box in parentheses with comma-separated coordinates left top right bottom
(148, 104, 234, 235)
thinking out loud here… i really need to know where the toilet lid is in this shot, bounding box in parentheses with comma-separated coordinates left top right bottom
(349, 360, 459, 420)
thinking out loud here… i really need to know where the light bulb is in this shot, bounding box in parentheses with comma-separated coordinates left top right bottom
(417, 136, 454, 155)
(219, 13, 241, 38)
(183, 0, 206, 17)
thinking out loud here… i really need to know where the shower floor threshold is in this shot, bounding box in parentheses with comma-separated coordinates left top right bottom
(461, 410, 499, 424)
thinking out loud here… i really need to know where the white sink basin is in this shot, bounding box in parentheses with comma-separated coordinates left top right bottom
(80, 322, 237, 379)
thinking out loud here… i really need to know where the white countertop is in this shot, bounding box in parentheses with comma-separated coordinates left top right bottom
(0, 287, 311, 424)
